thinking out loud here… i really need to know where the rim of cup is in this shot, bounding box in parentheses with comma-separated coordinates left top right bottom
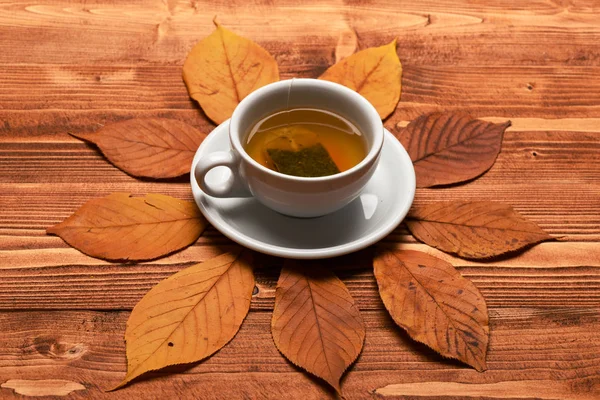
(229, 78, 384, 182)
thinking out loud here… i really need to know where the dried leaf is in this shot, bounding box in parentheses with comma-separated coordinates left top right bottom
(397, 112, 510, 187)
(71, 118, 206, 179)
(183, 22, 279, 124)
(271, 261, 365, 395)
(320, 39, 401, 119)
(112, 250, 255, 390)
(406, 201, 554, 259)
(47, 193, 207, 261)
(374, 249, 489, 371)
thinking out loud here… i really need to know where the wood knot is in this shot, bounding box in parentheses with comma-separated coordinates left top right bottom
(33, 336, 87, 360)
(253, 282, 275, 299)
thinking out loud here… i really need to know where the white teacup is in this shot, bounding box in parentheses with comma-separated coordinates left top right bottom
(194, 78, 384, 218)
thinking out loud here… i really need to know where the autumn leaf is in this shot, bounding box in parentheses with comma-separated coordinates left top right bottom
(47, 193, 207, 261)
(374, 249, 489, 371)
(71, 118, 206, 179)
(111, 250, 255, 390)
(183, 22, 279, 124)
(271, 261, 365, 395)
(320, 39, 401, 119)
(396, 112, 510, 187)
(406, 201, 554, 259)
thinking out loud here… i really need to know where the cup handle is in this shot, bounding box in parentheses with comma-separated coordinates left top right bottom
(194, 151, 251, 198)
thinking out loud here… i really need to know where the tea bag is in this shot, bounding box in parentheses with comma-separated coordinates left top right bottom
(262, 126, 339, 177)
(267, 143, 340, 177)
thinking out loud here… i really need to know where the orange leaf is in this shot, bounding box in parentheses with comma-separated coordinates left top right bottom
(111, 250, 255, 390)
(71, 118, 206, 179)
(407, 201, 554, 259)
(271, 261, 365, 395)
(183, 22, 279, 124)
(47, 193, 207, 261)
(320, 39, 402, 119)
(397, 112, 510, 187)
(374, 249, 489, 371)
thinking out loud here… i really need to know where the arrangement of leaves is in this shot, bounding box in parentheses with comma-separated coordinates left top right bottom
(47, 21, 554, 396)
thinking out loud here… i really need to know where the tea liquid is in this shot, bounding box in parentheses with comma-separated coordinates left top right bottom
(244, 108, 366, 177)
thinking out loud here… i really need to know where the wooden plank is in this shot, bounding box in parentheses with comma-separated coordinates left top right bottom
(3, 185, 598, 239)
(1, 239, 598, 269)
(2, 65, 600, 140)
(3, 130, 599, 184)
(2, 184, 598, 240)
(0, 308, 598, 399)
(1, 0, 600, 66)
(0, 65, 599, 115)
(1, 129, 598, 239)
(0, 243, 598, 310)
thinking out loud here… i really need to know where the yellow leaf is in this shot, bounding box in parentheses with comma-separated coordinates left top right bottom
(271, 261, 365, 395)
(374, 249, 489, 371)
(320, 39, 402, 119)
(71, 118, 207, 179)
(47, 193, 207, 261)
(112, 250, 255, 390)
(183, 23, 279, 124)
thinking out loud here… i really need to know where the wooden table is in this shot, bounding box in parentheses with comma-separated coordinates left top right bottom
(1, 1, 599, 399)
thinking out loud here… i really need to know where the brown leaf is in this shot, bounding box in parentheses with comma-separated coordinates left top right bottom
(47, 193, 207, 261)
(406, 201, 554, 259)
(71, 118, 206, 179)
(374, 249, 489, 371)
(271, 261, 365, 395)
(183, 22, 279, 124)
(111, 250, 255, 390)
(396, 112, 510, 187)
(320, 39, 402, 119)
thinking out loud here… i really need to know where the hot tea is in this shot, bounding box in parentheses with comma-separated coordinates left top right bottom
(244, 108, 366, 177)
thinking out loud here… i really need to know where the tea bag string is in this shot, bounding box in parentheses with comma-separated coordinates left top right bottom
(284, 78, 295, 129)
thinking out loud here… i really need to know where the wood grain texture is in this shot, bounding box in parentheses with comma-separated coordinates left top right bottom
(0, 243, 599, 311)
(1, 0, 599, 398)
(2, 66, 600, 140)
(1, 130, 599, 241)
(1, 0, 600, 66)
(0, 309, 598, 399)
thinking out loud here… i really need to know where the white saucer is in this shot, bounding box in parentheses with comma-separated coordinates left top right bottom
(190, 120, 416, 259)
